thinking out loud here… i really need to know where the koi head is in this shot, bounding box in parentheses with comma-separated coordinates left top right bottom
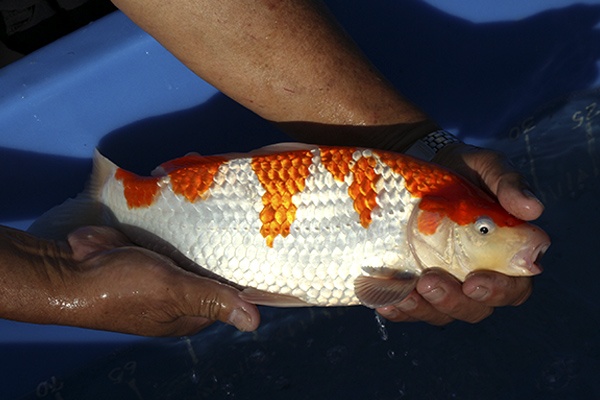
(407, 180, 550, 281)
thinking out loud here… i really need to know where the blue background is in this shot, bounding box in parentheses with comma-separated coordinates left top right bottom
(1, 1, 600, 398)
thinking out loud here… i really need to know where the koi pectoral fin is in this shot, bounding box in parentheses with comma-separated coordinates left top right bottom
(354, 273, 418, 309)
(239, 287, 311, 307)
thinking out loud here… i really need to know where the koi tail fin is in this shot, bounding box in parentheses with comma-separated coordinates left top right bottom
(27, 149, 117, 240)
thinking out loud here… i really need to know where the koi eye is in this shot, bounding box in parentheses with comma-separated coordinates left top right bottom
(475, 216, 495, 235)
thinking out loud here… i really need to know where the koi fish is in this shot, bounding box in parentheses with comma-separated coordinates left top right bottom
(30, 143, 550, 308)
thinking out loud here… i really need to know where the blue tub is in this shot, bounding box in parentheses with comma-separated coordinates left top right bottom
(1, 1, 599, 398)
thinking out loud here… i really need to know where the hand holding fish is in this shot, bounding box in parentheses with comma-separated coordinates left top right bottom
(0, 0, 551, 335)
(1, 140, 546, 335)
(376, 142, 545, 325)
(0, 225, 259, 336)
(28, 142, 549, 331)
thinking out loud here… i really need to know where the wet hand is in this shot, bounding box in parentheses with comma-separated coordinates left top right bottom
(378, 142, 543, 325)
(433, 143, 544, 221)
(376, 268, 533, 325)
(57, 226, 260, 336)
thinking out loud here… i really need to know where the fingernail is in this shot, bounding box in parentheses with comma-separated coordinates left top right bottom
(421, 286, 446, 303)
(523, 189, 543, 205)
(397, 297, 417, 311)
(466, 286, 490, 301)
(228, 307, 254, 331)
(378, 307, 400, 319)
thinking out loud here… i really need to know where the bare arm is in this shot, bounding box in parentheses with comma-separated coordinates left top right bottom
(111, 0, 439, 149)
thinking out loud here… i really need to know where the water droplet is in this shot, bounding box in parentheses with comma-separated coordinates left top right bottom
(537, 356, 579, 391)
(374, 312, 388, 341)
(387, 349, 396, 359)
(190, 369, 199, 384)
(221, 382, 235, 396)
(397, 382, 407, 398)
(248, 349, 266, 364)
(273, 376, 290, 390)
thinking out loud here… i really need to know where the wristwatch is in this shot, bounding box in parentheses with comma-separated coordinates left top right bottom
(404, 130, 460, 161)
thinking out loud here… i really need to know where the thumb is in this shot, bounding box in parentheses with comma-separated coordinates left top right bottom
(495, 171, 544, 221)
(437, 145, 545, 221)
(67, 226, 133, 261)
(473, 152, 544, 221)
(180, 275, 261, 332)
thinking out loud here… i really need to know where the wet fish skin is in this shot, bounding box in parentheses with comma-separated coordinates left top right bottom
(29, 143, 550, 308)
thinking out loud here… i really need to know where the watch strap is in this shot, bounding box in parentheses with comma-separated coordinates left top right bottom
(404, 130, 460, 161)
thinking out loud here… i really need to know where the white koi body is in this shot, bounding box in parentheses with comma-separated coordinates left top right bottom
(31, 143, 550, 308)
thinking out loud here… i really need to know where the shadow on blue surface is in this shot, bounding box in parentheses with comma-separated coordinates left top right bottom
(326, 1, 600, 137)
(3, 2, 600, 223)
(100, 1, 600, 146)
(14, 296, 600, 399)
(0, 342, 126, 399)
(0, 150, 90, 223)
(3, 1, 600, 399)
(10, 91, 600, 400)
(97, 94, 287, 173)
(0, 94, 286, 225)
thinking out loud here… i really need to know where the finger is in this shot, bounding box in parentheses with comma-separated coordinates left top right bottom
(67, 226, 133, 261)
(79, 245, 261, 334)
(416, 269, 493, 324)
(469, 150, 544, 221)
(180, 275, 261, 332)
(463, 271, 533, 307)
(135, 251, 262, 333)
(377, 291, 454, 326)
(376, 306, 418, 323)
(495, 171, 544, 221)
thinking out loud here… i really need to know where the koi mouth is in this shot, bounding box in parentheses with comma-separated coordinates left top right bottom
(511, 242, 551, 275)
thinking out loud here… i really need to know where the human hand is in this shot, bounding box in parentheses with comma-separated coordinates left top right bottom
(377, 142, 544, 325)
(54, 226, 259, 336)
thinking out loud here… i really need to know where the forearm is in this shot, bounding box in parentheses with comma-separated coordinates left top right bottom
(0, 226, 73, 325)
(112, 0, 438, 149)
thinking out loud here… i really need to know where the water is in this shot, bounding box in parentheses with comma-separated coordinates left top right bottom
(14, 89, 600, 400)
(375, 312, 389, 342)
(497, 90, 600, 204)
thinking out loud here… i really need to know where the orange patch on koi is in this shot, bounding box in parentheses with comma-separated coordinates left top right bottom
(348, 155, 381, 228)
(321, 147, 380, 228)
(376, 150, 524, 230)
(417, 210, 443, 235)
(114, 168, 161, 208)
(375, 150, 457, 198)
(320, 146, 355, 182)
(252, 150, 313, 247)
(163, 155, 227, 203)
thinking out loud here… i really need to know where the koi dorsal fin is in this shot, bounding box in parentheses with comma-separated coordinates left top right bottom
(247, 142, 319, 155)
